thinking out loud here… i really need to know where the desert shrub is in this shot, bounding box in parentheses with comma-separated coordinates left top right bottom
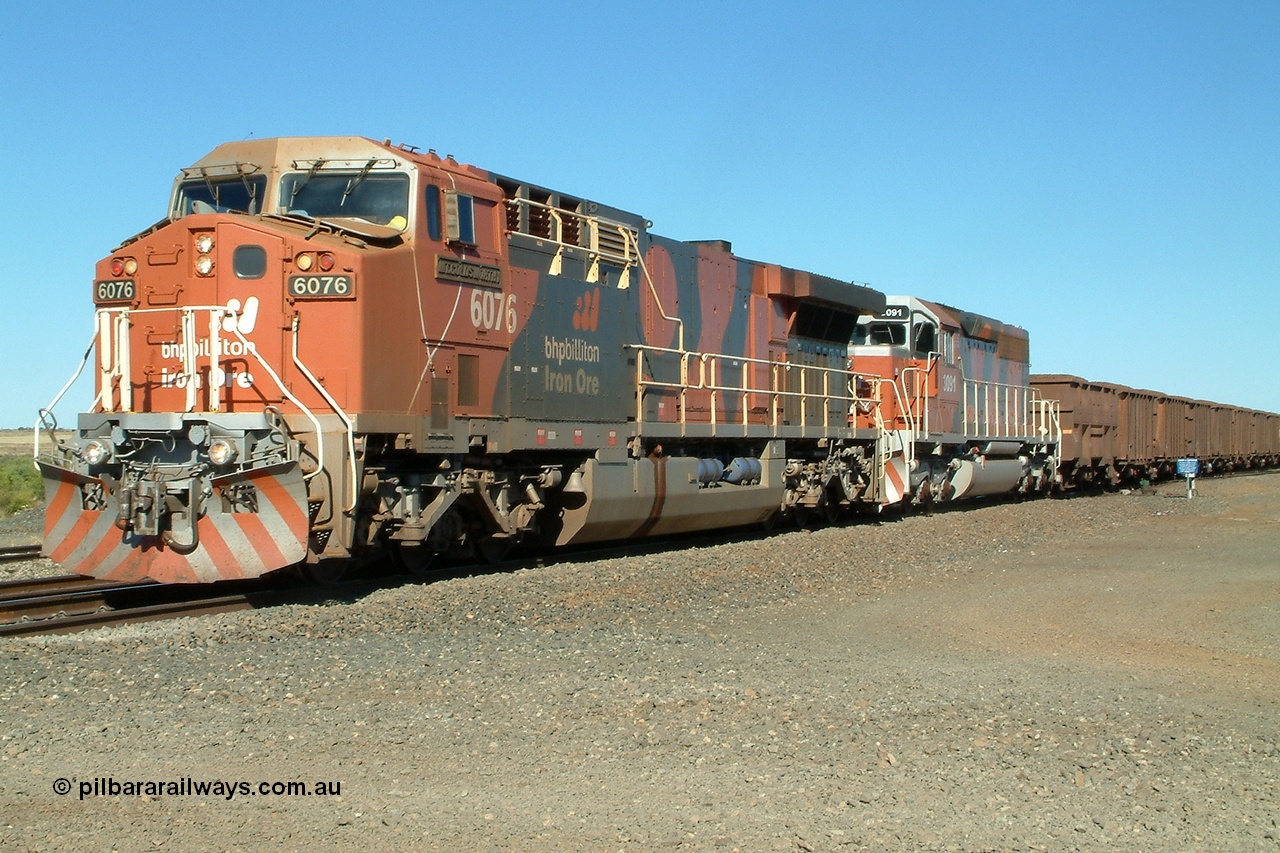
(0, 457, 42, 517)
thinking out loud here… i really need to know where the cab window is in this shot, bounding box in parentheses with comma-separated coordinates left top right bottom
(426, 185, 442, 241)
(854, 322, 907, 346)
(280, 172, 410, 226)
(444, 191, 476, 244)
(913, 321, 937, 357)
(174, 176, 267, 216)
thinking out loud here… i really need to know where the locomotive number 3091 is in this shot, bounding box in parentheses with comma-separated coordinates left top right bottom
(288, 275, 355, 298)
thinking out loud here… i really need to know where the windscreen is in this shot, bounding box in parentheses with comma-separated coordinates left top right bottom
(854, 321, 907, 346)
(174, 176, 268, 215)
(279, 172, 410, 226)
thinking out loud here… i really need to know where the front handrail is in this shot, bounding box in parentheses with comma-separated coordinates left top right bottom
(33, 330, 99, 469)
(69, 304, 331, 485)
(90, 304, 230, 414)
(219, 322, 326, 484)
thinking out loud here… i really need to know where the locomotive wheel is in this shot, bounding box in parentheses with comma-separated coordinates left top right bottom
(823, 496, 841, 524)
(393, 542, 438, 577)
(476, 534, 513, 565)
(916, 478, 934, 516)
(302, 559, 353, 585)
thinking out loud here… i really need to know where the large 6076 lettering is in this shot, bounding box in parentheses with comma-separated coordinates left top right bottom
(289, 275, 355, 298)
(470, 288, 517, 333)
(95, 280, 136, 303)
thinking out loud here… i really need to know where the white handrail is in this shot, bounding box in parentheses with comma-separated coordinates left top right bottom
(962, 376, 1042, 438)
(117, 311, 132, 412)
(33, 329, 99, 469)
(626, 232, 684, 352)
(181, 309, 198, 413)
(84, 303, 330, 485)
(96, 310, 113, 411)
(876, 376, 917, 466)
(506, 197, 637, 268)
(208, 307, 222, 413)
(223, 323, 326, 484)
(289, 315, 358, 512)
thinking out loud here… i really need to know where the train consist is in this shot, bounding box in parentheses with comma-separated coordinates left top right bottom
(35, 136, 1280, 583)
(1031, 375, 1280, 487)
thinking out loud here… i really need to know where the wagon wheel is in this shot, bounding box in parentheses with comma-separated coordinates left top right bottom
(823, 494, 842, 524)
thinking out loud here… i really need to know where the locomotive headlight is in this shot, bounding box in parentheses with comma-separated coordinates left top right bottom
(123, 258, 138, 275)
(195, 234, 215, 253)
(81, 440, 112, 466)
(208, 438, 237, 466)
(295, 252, 314, 271)
(195, 255, 214, 276)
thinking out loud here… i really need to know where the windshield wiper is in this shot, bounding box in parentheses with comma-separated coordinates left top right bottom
(239, 173, 259, 213)
(197, 168, 221, 211)
(340, 158, 378, 207)
(288, 159, 327, 207)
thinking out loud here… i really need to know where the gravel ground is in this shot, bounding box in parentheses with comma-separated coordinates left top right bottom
(1, 474, 1277, 851)
(0, 507, 53, 581)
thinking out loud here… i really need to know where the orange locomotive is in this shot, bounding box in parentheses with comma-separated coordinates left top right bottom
(38, 136, 896, 583)
(849, 297, 1060, 508)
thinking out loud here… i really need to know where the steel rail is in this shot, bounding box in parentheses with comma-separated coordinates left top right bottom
(0, 580, 162, 625)
(0, 593, 262, 637)
(0, 573, 140, 595)
(0, 544, 43, 564)
(0, 572, 280, 638)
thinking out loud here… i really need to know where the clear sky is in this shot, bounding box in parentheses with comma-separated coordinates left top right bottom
(1, 0, 1276, 428)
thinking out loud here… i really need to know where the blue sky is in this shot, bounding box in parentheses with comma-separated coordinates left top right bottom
(1, 0, 1276, 427)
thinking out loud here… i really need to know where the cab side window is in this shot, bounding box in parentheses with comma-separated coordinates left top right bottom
(914, 321, 937, 357)
(426, 185, 442, 241)
(445, 191, 477, 245)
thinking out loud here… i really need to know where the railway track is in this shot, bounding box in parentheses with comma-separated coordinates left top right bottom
(0, 524, 778, 638)
(0, 573, 290, 638)
(0, 544, 43, 564)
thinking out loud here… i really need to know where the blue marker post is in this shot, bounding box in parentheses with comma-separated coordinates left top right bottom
(1176, 458, 1199, 499)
